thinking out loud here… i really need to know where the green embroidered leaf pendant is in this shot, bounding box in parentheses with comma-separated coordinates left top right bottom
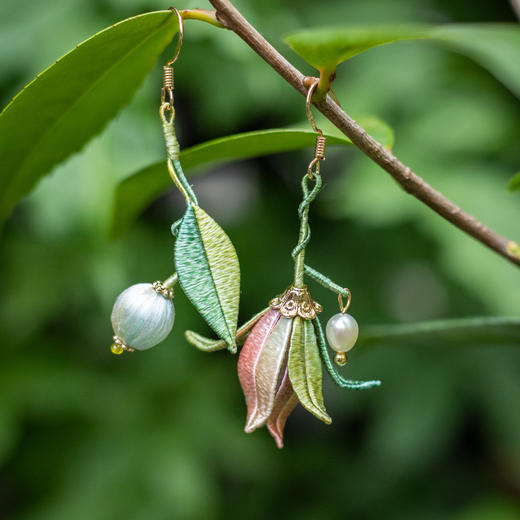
(288, 316, 331, 424)
(107, 18, 242, 359)
(175, 202, 240, 353)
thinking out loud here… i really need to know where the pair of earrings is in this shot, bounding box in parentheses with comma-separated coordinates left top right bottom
(109, 9, 379, 448)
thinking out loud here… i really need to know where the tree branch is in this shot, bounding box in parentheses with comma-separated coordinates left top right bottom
(208, 0, 520, 267)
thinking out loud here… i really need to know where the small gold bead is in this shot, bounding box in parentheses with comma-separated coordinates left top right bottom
(334, 352, 347, 366)
(110, 343, 124, 355)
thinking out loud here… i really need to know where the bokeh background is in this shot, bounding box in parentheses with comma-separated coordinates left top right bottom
(2, 0, 520, 518)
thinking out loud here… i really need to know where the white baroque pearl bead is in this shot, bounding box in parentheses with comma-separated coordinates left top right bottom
(326, 313, 359, 352)
(111, 283, 175, 350)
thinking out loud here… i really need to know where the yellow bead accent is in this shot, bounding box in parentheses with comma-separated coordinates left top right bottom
(110, 343, 124, 355)
(334, 352, 347, 366)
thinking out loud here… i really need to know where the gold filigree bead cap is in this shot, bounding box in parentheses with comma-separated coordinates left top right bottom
(270, 285, 322, 320)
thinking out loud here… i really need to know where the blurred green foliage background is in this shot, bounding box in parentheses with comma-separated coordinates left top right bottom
(2, 0, 520, 518)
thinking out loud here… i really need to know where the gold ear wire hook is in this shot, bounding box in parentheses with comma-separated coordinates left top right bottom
(305, 78, 327, 179)
(167, 7, 184, 66)
(305, 77, 322, 135)
(162, 8, 183, 108)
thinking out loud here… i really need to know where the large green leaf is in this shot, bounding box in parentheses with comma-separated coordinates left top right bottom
(285, 24, 520, 98)
(111, 118, 393, 237)
(0, 10, 177, 223)
(174, 203, 240, 352)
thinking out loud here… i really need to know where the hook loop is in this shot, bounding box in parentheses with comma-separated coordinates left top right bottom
(160, 102, 174, 125)
(161, 8, 183, 107)
(167, 8, 184, 66)
(161, 82, 174, 106)
(305, 77, 322, 135)
(307, 157, 320, 178)
(338, 289, 352, 314)
(305, 78, 327, 180)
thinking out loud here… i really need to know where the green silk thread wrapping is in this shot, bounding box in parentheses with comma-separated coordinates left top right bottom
(171, 218, 181, 237)
(304, 265, 350, 298)
(314, 316, 381, 390)
(170, 158, 198, 205)
(292, 173, 322, 287)
(161, 104, 198, 205)
(288, 316, 331, 424)
(290, 171, 350, 300)
(161, 104, 180, 160)
(175, 203, 240, 352)
(193, 205, 240, 342)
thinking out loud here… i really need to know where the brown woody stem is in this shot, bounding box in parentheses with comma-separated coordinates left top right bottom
(208, 0, 520, 268)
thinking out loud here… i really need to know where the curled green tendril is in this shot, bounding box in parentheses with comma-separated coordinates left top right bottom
(292, 173, 322, 286)
(314, 316, 381, 390)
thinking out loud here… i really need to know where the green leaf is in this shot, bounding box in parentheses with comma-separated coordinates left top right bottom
(509, 172, 520, 191)
(111, 119, 393, 237)
(288, 317, 331, 424)
(430, 25, 520, 101)
(359, 316, 520, 346)
(0, 10, 178, 223)
(284, 24, 520, 99)
(285, 25, 429, 70)
(175, 203, 240, 352)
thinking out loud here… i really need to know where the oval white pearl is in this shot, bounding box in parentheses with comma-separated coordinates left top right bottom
(111, 283, 175, 350)
(326, 313, 359, 352)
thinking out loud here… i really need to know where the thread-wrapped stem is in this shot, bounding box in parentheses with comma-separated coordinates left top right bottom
(163, 272, 178, 288)
(292, 173, 322, 287)
(160, 103, 198, 205)
(303, 265, 349, 298)
(160, 103, 180, 161)
(293, 205, 309, 287)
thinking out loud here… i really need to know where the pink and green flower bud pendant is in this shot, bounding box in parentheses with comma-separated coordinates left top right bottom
(238, 285, 328, 448)
(236, 284, 380, 448)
